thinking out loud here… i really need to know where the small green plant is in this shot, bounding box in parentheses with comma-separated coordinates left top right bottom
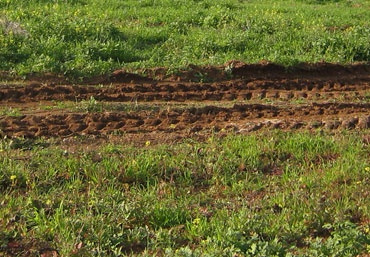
(0, 107, 21, 117)
(224, 62, 234, 79)
(77, 96, 103, 112)
(194, 72, 210, 83)
(309, 222, 370, 256)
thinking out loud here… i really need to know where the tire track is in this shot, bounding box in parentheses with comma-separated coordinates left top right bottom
(1, 103, 369, 138)
(0, 79, 369, 103)
(0, 63, 369, 141)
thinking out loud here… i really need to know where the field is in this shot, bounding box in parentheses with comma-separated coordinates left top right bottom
(1, 0, 369, 77)
(1, 0, 370, 256)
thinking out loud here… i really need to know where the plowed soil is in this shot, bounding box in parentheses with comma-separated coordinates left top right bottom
(1, 61, 369, 145)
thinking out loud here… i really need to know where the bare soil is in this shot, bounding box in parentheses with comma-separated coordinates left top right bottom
(0, 61, 369, 145)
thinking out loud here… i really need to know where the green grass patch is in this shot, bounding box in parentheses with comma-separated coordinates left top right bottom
(0, 107, 22, 117)
(1, 0, 369, 78)
(0, 131, 369, 256)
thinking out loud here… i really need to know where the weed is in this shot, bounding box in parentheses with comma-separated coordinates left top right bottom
(194, 72, 210, 83)
(76, 96, 103, 112)
(0, 107, 22, 117)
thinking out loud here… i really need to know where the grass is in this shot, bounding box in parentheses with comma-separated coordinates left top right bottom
(0, 107, 22, 117)
(0, 0, 369, 78)
(0, 131, 369, 256)
(21, 99, 237, 114)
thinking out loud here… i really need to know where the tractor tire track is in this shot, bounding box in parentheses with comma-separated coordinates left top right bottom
(0, 62, 369, 142)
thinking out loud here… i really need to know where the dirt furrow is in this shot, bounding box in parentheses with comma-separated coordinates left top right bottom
(0, 62, 369, 143)
(0, 83, 368, 103)
(1, 103, 369, 138)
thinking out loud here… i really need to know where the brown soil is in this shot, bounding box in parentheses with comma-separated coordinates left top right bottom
(0, 61, 369, 145)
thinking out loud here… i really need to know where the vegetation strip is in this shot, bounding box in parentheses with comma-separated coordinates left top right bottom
(1, 132, 369, 256)
(1, 0, 369, 78)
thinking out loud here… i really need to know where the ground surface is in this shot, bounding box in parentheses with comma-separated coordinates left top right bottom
(0, 62, 370, 256)
(0, 61, 369, 145)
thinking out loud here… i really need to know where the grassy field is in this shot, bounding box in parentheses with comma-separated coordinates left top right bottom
(1, 0, 370, 256)
(0, 0, 369, 78)
(0, 132, 369, 256)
